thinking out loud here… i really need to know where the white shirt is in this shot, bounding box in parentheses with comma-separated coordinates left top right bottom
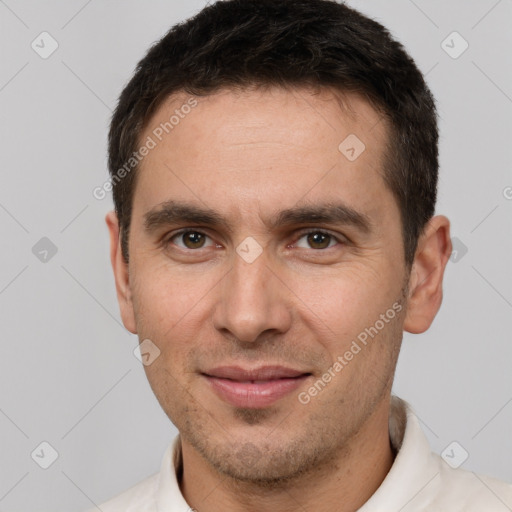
(92, 396, 512, 511)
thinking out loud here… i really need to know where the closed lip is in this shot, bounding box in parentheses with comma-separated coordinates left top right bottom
(202, 365, 311, 381)
(202, 365, 312, 408)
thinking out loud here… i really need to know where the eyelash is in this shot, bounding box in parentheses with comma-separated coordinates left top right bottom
(164, 228, 345, 251)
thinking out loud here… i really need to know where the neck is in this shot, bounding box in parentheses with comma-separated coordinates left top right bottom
(179, 397, 395, 512)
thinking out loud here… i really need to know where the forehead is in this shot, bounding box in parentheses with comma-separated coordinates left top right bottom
(133, 86, 393, 227)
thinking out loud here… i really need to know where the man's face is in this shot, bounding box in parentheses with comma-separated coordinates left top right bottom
(121, 87, 410, 482)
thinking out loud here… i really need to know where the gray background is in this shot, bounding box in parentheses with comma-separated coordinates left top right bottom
(0, 1, 511, 511)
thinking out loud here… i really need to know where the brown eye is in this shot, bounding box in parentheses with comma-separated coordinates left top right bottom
(295, 230, 339, 250)
(170, 231, 213, 250)
(307, 232, 331, 249)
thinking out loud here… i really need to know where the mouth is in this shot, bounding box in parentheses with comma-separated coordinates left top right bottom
(202, 365, 312, 409)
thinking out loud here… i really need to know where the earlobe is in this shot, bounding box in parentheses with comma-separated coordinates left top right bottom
(105, 211, 138, 334)
(403, 215, 452, 334)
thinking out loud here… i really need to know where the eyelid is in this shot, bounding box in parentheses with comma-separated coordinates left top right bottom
(164, 227, 346, 251)
(165, 228, 217, 249)
(291, 228, 347, 248)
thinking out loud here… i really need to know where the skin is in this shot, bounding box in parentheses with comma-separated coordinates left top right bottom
(106, 86, 452, 512)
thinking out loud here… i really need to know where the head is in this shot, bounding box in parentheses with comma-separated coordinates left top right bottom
(106, 0, 451, 484)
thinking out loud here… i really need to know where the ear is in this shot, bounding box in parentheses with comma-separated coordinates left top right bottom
(105, 211, 137, 334)
(403, 215, 452, 334)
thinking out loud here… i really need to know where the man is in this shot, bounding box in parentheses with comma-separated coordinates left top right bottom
(99, 0, 512, 510)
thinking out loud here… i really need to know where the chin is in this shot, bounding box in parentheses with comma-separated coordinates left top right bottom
(196, 432, 337, 488)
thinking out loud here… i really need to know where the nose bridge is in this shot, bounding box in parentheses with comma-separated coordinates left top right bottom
(213, 247, 291, 342)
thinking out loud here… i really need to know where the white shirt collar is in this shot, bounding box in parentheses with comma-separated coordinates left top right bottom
(358, 396, 439, 511)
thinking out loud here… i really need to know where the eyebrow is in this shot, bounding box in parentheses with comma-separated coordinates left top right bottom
(143, 200, 372, 235)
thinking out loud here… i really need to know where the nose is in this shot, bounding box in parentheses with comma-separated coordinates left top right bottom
(212, 247, 293, 344)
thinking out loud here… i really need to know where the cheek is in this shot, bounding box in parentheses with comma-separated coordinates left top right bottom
(142, 361, 198, 430)
(298, 270, 404, 405)
(131, 261, 215, 334)
(289, 265, 397, 343)
(130, 262, 224, 389)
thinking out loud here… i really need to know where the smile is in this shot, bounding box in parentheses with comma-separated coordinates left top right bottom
(202, 365, 312, 408)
